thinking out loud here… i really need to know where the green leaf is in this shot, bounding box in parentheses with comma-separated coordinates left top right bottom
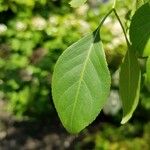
(136, 0, 148, 8)
(119, 49, 141, 124)
(69, 0, 87, 7)
(52, 28, 111, 133)
(129, 3, 150, 56)
(146, 56, 150, 85)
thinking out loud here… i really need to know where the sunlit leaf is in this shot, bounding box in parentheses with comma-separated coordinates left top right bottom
(52, 28, 111, 133)
(119, 49, 141, 124)
(129, 3, 150, 56)
(70, 0, 87, 7)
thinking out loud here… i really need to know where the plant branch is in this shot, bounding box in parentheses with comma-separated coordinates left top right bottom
(113, 9, 130, 47)
(98, 9, 114, 29)
(98, 7, 130, 47)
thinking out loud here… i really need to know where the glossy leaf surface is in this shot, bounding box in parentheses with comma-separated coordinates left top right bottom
(129, 3, 150, 56)
(52, 28, 111, 133)
(120, 49, 141, 124)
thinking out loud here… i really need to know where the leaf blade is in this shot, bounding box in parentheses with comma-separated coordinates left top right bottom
(129, 3, 150, 56)
(136, 0, 145, 8)
(119, 49, 141, 124)
(52, 28, 111, 133)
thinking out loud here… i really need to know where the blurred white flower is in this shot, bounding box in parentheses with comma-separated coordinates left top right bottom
(64, 16, 76, 27)
(48, 16, 59, 26)
(0, 24, 7, 34)
(112, 21, 122, 36)
(103, 17, 112, 25)
(16, 21, 27, 31)
(76, 4, 89, 16)
(32, 16, 47, 30)
(78, 20, 90, 33)
(112, 69, 120, 87)
(20, 68, 33, 81)
(112, 35, 125, 47)
(103, 90, 122, 115)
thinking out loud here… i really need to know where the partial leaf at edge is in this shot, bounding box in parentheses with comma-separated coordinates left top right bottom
(119, 49, 141, 124)
(129, 3, 150, 56)
(52, 28, 111, 133)
(146, 56, 150, 85)
(69, 0, 87, 7)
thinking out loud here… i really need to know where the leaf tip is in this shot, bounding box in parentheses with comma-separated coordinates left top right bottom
(121, 113, 132, 124)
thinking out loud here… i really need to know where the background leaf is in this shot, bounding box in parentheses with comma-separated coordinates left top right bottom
(119, 49, 141, 124)
(146, 56, 150, 85)
(70, 0, 87, 7)
(52, 28, 111, 133)
(129, 3, 150, 56)
(136, 0, 146, 8)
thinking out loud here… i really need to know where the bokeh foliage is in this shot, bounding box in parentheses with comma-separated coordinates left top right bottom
(0, 0, 89, 118)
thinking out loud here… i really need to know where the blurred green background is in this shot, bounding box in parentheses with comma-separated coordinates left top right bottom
(0, 0, 150, 149)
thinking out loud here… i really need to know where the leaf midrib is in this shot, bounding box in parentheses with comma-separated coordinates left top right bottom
(70, 30, 99, 129)
(127, 51, 131, 107)
(125, 51, 140, 115)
